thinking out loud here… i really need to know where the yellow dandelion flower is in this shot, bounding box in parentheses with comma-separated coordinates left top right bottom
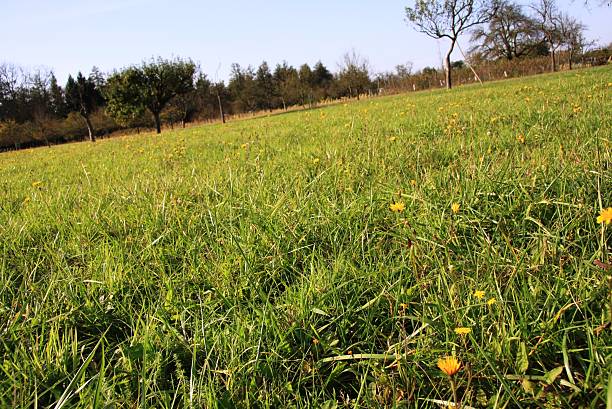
(410, 179, 417, 187)
(313, 158, 320, 164)
(597, 207, 612, 225)
(454, 327, 471, 335)
(451, 203, 460, 214)
(437, 356, 461, 376)
(487, 298, 497, 306)
(517, 134, 525, 144)
(31, 181, 43, 188)
(390, 201, 406, 213)
(389, 136, 397, 142)
(474, 290, 485, 300)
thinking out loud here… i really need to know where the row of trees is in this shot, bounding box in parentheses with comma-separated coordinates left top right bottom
(0, 54, 375, 147)
(1, 0, 608, 150)
(405, 0, 594, 88)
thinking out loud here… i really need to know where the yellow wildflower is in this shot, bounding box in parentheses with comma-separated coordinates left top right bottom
(451, 203, 460, 214)
(597, 207, 612, 224)
(31, 181, 43, 188)
(437, 356, 462, 376)
(474, 290, 485, 300)
(454, 327, 471, 335)
(487, 298, 497, 306)
(390, 201, 406, 213)
(410, 179, 417, 187)
(517, 134, 525, 144)
(597, 207, 612, 225)
(313, 158, 320, 164)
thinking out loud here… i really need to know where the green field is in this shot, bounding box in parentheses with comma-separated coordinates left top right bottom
(1, 67, 611, 408)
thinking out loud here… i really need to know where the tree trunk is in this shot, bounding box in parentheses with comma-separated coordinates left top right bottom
(84, 114, 96, 142)
(217, 92, 225, 124)
(154, 112, 161, 134)
(445, 43, 455, 90)
(568, 50, 573, 70)
(550, 47, 556, 72)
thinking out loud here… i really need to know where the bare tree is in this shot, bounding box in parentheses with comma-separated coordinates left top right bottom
(471, 0, 544, 60)
(557, 13, 587, 69)
(531, 0, 564, 71)
(405, 0, 492, 89)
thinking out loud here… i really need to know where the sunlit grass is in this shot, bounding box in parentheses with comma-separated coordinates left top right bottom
(1, 66, 611, 407)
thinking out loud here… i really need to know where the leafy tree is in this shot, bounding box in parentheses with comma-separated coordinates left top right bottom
(49, 73, 67, 117)
(104, 58, 195, 133)
(228, 64, 257, 113)
(273, 62, 300, 109)
(254, 61, 277, 111)
(65, 72, 101, 142)
(137, 57, 196, 133)
(405, 0, 492, 89)
(471, 1, 543, 60)
(297, 64, 314, 107)
(311, 61, 334, 99)
(105, 68, 147, 129)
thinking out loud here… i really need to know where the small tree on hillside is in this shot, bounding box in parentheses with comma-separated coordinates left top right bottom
(337, 51, 371, 100)
(254, 61, 277, 111)
(298, 64, 314, 107)
(105, 68, 147, 129)
(138, 57, 196, 133)
(558, 13, 587, 69)
(65, 72, 101, 142)
(274, 62, 300, 110)
(405, 0, 492, 89)
(531, 0, 562, 72)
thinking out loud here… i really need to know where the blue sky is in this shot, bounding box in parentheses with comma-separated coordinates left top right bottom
(1, 0, 610, 84)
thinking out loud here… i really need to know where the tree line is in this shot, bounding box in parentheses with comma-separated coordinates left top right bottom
(1, 0, 609, 150)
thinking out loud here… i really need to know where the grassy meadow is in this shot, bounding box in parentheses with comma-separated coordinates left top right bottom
(1, 66, 611, 408)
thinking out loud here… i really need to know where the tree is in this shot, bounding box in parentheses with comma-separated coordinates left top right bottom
(274, 62, 300, 110)
(65, 72, 101, 142)
(405, 0, 492, 89)
(0, 64, 21, 121)
(531, 0, 562, 72)
(311, 61, 334, 100)
(105, 58, 195, 134)
(228, 63, 257, 113)
(49, 73, 67, 117)
(298, 64, 314, 107)
(337, 51, 371, 99)
(557, 13, 587, 69)
(105, 68, 146, 129)
(254, 61, 276, 111)
(471, 1, 543, 60)
(137, 57, 196, 134)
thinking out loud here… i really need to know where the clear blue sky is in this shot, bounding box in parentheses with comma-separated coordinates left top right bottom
(1, 0, 610, 84)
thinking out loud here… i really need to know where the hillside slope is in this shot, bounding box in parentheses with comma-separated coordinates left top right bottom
(1, 66, 611, 407)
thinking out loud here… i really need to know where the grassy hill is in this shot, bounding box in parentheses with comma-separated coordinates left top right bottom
(1, 66, 611, 408)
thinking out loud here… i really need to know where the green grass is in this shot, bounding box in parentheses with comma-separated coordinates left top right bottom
(1, 66, 611, 408)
